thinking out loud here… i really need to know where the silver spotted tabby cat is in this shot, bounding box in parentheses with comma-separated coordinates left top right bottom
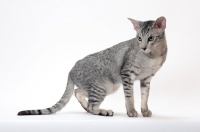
(18, 16, 167, 117)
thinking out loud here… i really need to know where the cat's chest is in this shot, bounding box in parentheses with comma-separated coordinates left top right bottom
(140, 57, 162, 67)
(135, 55, 163, 79)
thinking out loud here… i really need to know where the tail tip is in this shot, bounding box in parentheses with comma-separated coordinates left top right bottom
(17, 111, 30, 116)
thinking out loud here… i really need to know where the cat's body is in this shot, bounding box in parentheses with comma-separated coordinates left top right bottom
(18, 17, 167, 117)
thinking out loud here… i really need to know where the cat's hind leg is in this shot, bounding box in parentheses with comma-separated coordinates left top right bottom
(75, 88, 88, 112)
(87, 85, 113, 116)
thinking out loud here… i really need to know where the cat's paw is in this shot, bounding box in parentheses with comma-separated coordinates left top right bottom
(127, 110, 138, 117)
(141, 109, 152, 117)
(99, 110, 114, 116)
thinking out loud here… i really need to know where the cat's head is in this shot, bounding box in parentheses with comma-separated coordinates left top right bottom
(128, 16, 166, 54)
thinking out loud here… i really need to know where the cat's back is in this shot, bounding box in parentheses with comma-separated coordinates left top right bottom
(72, 38, 136, 69)
(69, 38, 137, 83)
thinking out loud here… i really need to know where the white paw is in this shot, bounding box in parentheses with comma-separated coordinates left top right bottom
(141, 109, 152, 117)
(99, 110, 114, 116)
(127, 110, 138, 117)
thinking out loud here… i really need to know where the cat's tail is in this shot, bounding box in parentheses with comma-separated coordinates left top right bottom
(17, 76, 74, 116)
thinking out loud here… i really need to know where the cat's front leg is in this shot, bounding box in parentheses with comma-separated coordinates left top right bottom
(140, 76, 153, 117)
(121, 69, 138, 117)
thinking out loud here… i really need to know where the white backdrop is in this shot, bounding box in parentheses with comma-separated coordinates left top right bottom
(1, 0, 200, 132)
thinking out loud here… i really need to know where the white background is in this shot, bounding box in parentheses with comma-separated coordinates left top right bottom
(1, 0, 200, 132)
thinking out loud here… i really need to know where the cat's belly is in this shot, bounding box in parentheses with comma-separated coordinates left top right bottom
(104, 81, 121, 95)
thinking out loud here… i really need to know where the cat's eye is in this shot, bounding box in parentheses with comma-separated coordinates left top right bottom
(137, 36, 142, 41)
(148, 36, 154, 41)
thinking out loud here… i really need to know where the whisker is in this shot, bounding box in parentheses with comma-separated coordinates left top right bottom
(151, 48, 158, 57)
(152, 48, 161, 53)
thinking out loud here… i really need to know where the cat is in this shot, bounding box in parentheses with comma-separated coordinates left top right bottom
(18, 16, 167, 117)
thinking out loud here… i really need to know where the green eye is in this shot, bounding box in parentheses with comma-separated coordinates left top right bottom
(137, 36, 142, 41)
(148, 36, 154, 41)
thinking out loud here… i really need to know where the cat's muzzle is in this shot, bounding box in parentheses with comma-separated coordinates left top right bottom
(142, 48, 151, 53)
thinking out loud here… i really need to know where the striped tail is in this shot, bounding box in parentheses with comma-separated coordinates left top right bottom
(18, 76, 74, 116)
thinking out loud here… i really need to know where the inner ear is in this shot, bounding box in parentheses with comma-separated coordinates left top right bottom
(128, 18, 140, 31)
(153, 16, 166, 30)
(157, 23, 162, 28)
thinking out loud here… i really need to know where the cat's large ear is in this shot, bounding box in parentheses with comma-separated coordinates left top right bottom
(128, 18, 140, 31)
(152, 16, 166, 33)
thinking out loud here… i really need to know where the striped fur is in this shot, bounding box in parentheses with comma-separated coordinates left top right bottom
(18, 17, 167, 117)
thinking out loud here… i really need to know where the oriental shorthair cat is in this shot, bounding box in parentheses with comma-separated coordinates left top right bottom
(18, 16, 167, 117)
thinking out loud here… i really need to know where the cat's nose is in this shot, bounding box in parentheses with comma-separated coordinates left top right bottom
(142, 47, 147, 51)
